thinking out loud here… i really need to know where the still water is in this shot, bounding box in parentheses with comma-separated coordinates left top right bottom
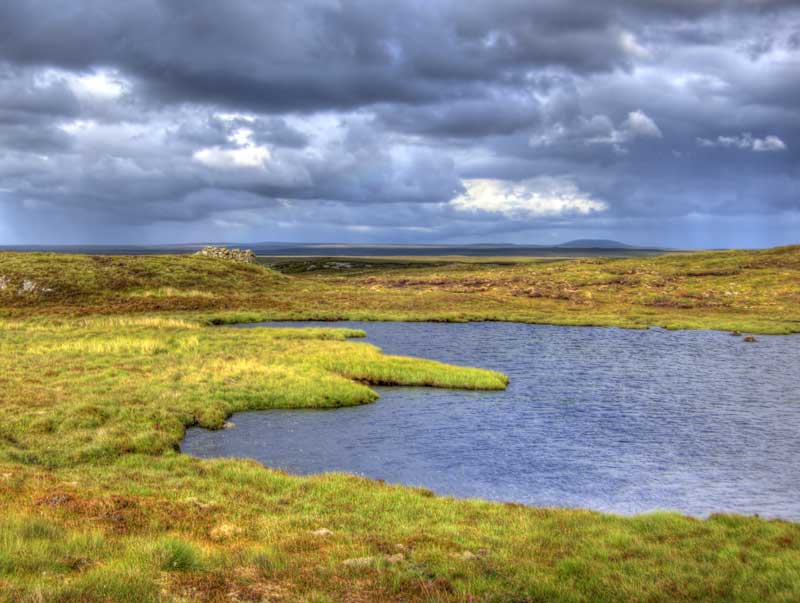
(183, 322, 800, 519)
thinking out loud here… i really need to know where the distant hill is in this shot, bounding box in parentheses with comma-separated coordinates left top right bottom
(557, 239, 634, 249)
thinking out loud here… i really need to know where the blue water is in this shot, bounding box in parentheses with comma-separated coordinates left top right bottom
(182, 322, 800, 519)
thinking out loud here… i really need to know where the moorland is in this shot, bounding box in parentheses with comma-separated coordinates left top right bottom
(0, 245, 799, 602)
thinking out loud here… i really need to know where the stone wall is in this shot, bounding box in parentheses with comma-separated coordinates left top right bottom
(194, 246, 257, 264)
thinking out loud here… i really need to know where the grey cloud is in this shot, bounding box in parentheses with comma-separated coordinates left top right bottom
(376, 95, 541, 139)
(0, 1, 654, 113)
(0, 0, 798, 246)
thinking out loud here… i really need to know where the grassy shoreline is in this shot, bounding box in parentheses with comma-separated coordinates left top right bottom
(1, 247, 800, 601)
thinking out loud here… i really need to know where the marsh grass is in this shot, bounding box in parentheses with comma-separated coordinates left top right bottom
(0, 248, 799, 601)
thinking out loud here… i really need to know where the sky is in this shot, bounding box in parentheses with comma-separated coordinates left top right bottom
(0, 1, 798, 248)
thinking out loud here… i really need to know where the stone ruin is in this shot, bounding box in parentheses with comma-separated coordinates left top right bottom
(194, 246, 257, 264)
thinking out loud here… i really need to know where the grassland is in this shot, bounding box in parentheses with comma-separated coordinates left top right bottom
(1, 247, 799, 601)
(2, 246, 799, 333)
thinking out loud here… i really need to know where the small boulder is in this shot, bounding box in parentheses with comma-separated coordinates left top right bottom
(730, 330, 741, 336)
(385, 553, 405, 564)
(343, 556, 374, 568)
(743, 335, 757, 343)
(209, 522, 242, 541)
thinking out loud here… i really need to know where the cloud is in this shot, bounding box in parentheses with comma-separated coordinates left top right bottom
(753, 136, 787, 152)
(697, 132, 787, 151)
(450, 177, 608, 218)
(622, 110, 663, 139)
(193, 127, 272, 170)
(0, 0, 798, 246)
(193, 145, 271, 170)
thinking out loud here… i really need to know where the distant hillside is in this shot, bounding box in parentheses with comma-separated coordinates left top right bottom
(557, 239, 635, 249)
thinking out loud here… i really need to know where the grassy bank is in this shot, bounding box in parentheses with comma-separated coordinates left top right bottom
(2, 245, 799, 333)
(1, 248, 799, 601)
(0, 317, 505, 468)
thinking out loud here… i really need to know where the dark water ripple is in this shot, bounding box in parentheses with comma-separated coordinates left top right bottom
(182, 322, 800, 519)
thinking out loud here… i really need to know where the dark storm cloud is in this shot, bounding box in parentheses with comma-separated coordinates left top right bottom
(0, 0, 679, 112)
(0, 0, 798, 247)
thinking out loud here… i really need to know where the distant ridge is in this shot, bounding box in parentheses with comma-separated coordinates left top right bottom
(557, 239, 634, 249)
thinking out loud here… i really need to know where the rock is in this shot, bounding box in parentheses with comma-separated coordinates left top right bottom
(384, 553, 405, 564)
(311, 528, 333, 537)
(343, 556, 374, 568)
(194, 246, 256, 264)
(209, 522, 242, 541)
(184, 497, 215, 510)
(743, 335, 757, 342)
(730, 330, 741, 336)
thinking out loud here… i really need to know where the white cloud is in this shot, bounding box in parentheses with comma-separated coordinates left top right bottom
(72, 71, 126, 99)
(697, 132, 787, 152)
(622, 110, 662, 139)
(752, 135, 787, 152)
(193, 126, 271, 169)
(618, 31, 651, 60)
(37, 68, 127, 100)
(550, 110, 663, 151)
(193, 145, 271, 169)
(588, 110, 662, 145)
(450, 177, 607, 218)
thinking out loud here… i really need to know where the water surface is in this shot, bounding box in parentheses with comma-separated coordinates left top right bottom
(183, 322, 800, 519)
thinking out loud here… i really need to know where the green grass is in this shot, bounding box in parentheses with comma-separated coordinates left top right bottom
(0, 317, 505, 468)
(0, 247, 799, 601)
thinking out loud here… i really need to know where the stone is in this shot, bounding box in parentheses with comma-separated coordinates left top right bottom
(743, 335, 757, 342)
(194, 246, 256, 264)
(343, 556, 374, 567)
(311, 528, 333, 537)
(209, 522, 242, 541)
(450, 550, 478, 560)
(385, 553, 405, 564)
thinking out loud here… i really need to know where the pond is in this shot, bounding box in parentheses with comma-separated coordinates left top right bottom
(182, 322, 800, 519)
